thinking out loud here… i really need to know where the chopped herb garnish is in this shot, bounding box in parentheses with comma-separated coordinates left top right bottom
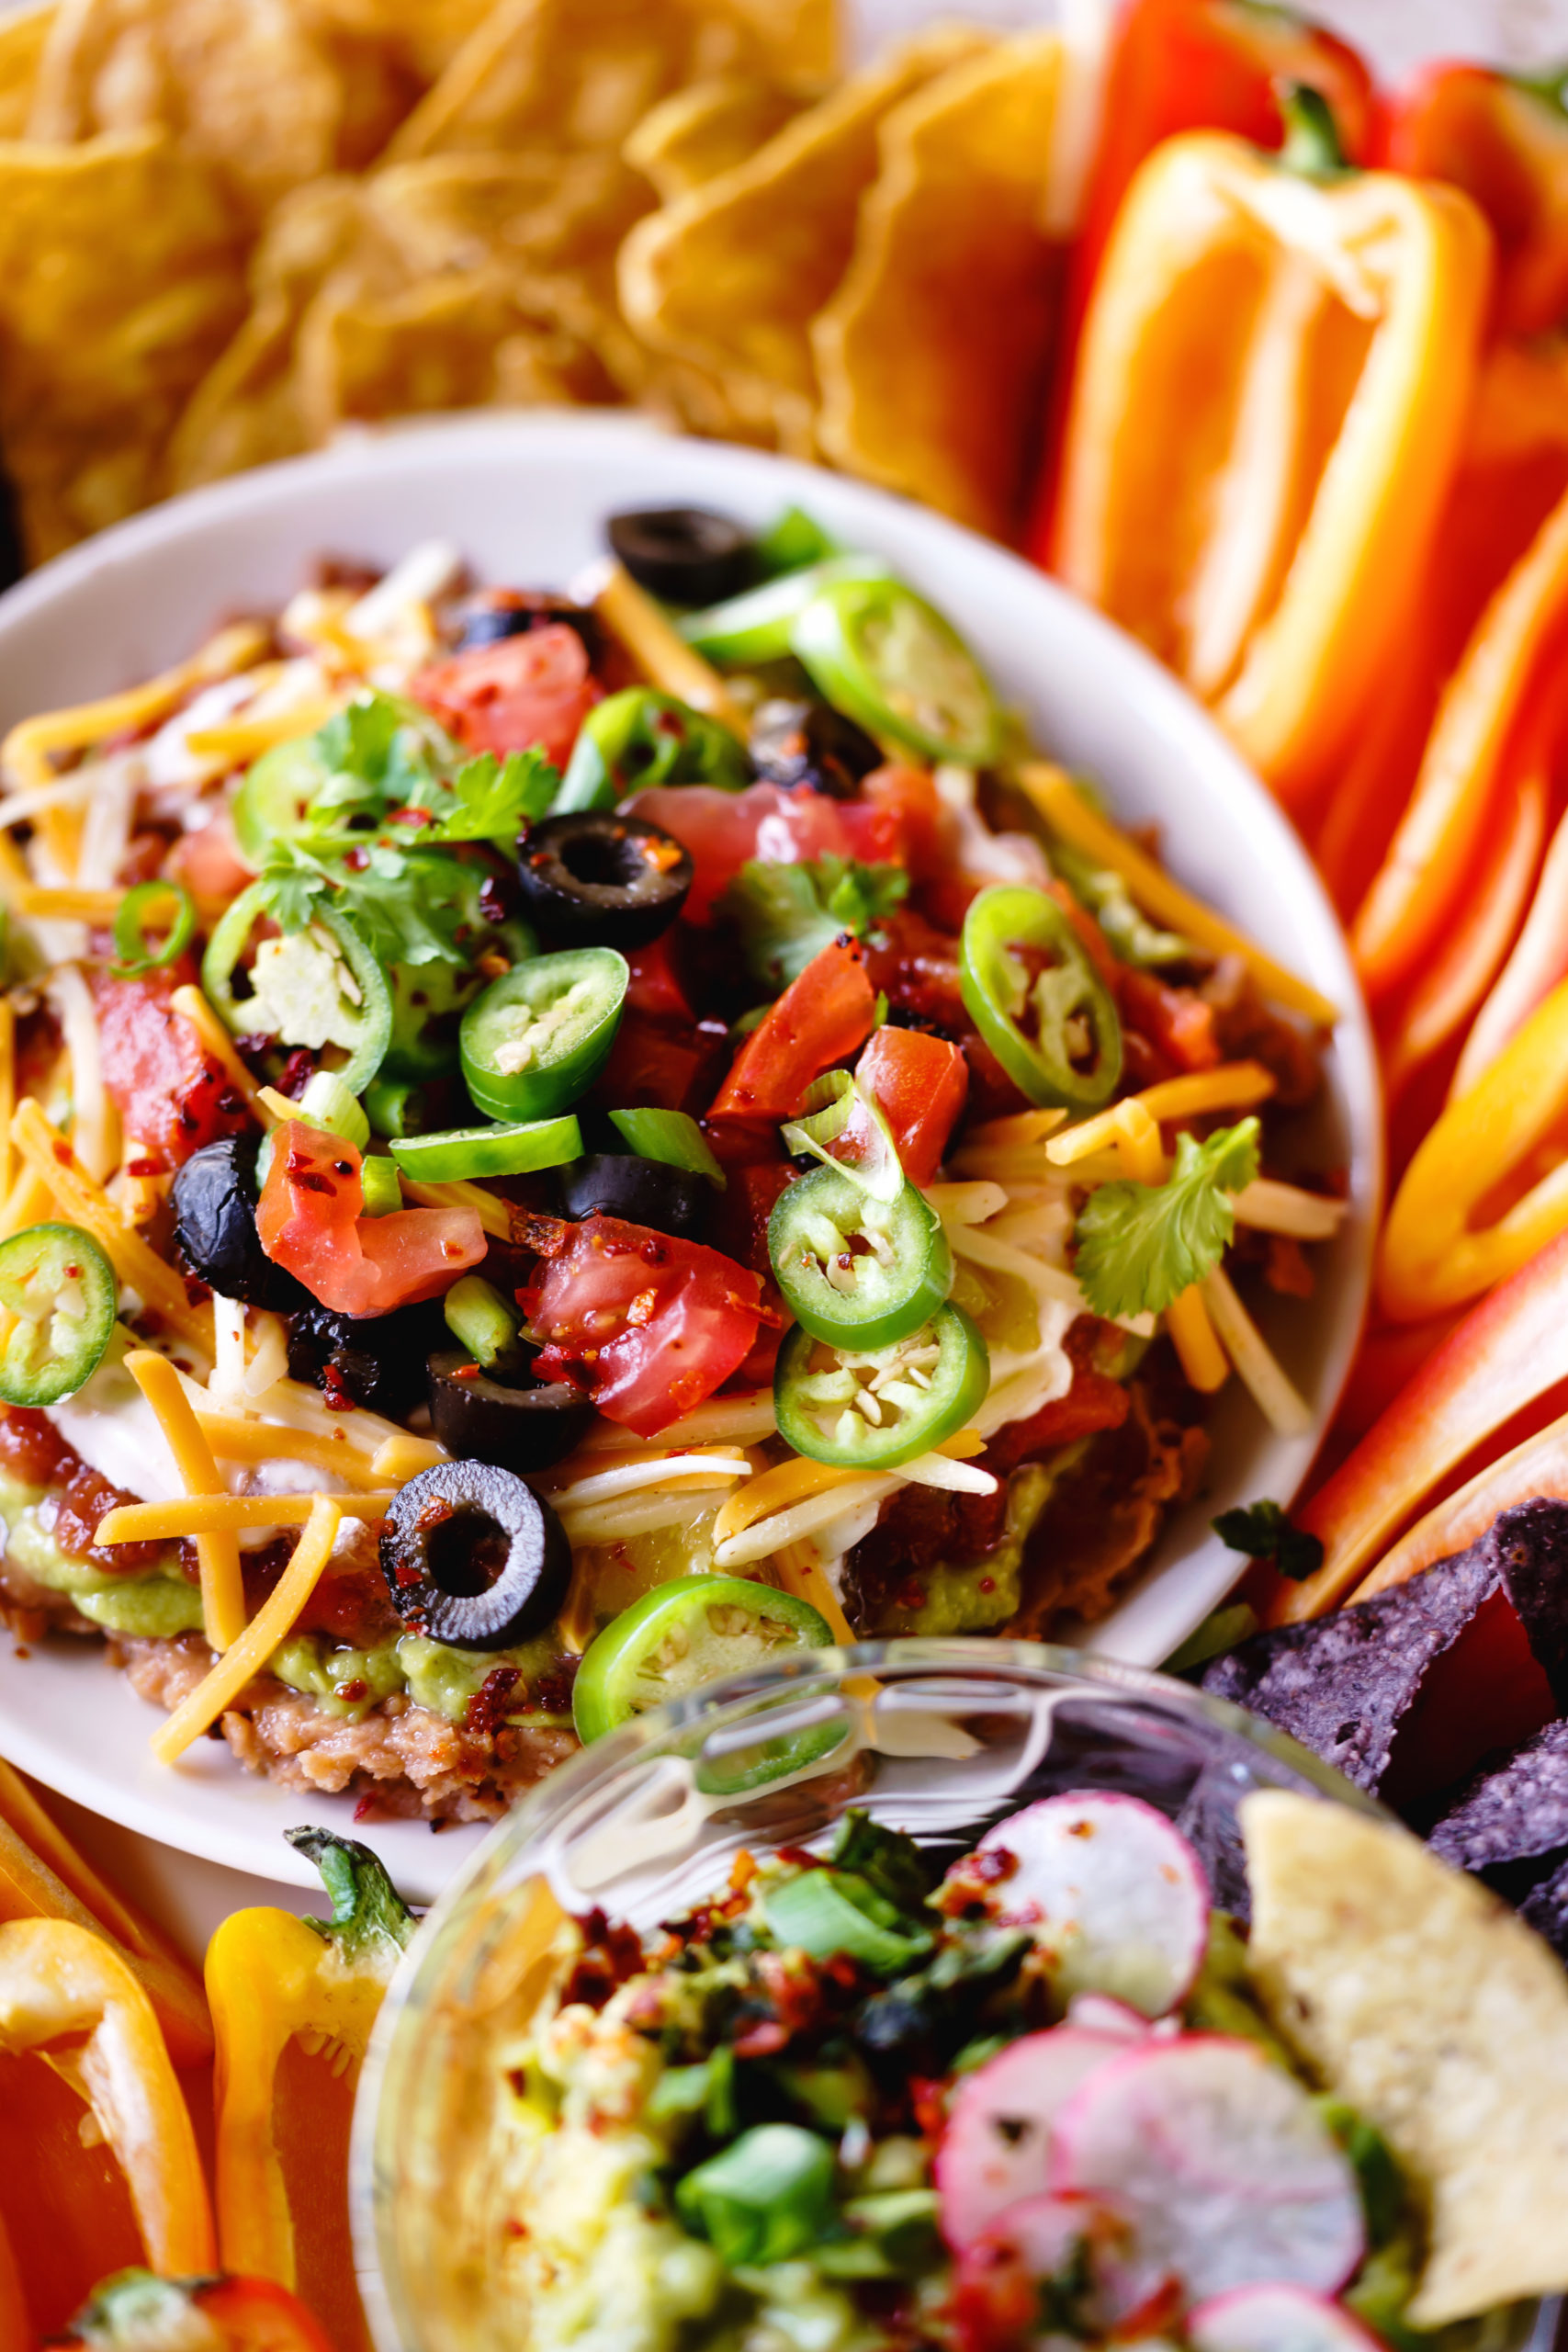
(1212, 1498, 1325, 1583)
(1073, 1117, 1261, 1319)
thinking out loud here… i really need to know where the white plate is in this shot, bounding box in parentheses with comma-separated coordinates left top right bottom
(0, 412, 1379, 1898)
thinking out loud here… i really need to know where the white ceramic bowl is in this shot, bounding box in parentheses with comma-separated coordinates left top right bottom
(0, 413, 1380, 1898)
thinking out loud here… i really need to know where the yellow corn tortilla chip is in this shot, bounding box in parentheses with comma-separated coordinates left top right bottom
(295, 0, 496, 82)
(24, 0, 359, 220)
(617, 20, 990, 454)
(625, 74, 802, 204)
(723, 0, 836, 86)
(0, 128, 246, 559)
(1241, 1790, 1568, 2328)
(812, 33, 1064, 541)
(0, 4, 54, 137)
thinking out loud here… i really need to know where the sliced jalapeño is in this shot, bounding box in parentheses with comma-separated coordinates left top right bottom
(768, 1164, 951, 1351)
(789, 576, 1000, 766)
(201, 879, 392, 1097)
(458, 945, 627, 1121)
(774, 1304, 989, 1470)
(959, 882, 1122, 1111)
(0, 1224, 118, 1407)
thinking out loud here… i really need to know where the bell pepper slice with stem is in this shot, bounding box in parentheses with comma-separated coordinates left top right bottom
(1379, 973, 1568, 1321)
(0, 1918, 214, 2280)
(208, 1828, 415, 2352)
(0, 1759, 209, 2068)
(1268, 1222, 1568, 1623)
(1382, 62, 1568, 339)
(1354, 476, 1568, 1001)
(1053, 101, 1493, 807)
(1454, 797, 1568, 1096)
(709, 935, 878, 1124)
(52, 2268, 335, 2352)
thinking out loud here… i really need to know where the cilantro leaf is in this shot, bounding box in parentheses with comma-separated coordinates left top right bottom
(301, 693, 457, 832)
(1072, 1117, 1261, 1319)
(253, 839, 488, 969)
(419, 749, 558, 842)
(1212, 1499, 1325, 1583)
(721, 856, 908, 991)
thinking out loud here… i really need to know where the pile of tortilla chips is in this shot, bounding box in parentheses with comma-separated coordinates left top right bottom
(0, 0, 1080, 567)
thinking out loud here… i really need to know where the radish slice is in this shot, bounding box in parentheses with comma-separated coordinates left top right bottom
(952, 2192, 1170, 2351)
(961, 1792, 1210, 2017)
(1050, 2037, 1365, 2300)
(1066, 1991, 1157, 2040)
(1189, 2285, 1387, 2352)
(937, 2027, 1129, 2250)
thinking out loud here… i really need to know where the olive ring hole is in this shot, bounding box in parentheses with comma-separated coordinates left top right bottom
(558, 832, 644, 891)
(425, 1506, 512, 1598)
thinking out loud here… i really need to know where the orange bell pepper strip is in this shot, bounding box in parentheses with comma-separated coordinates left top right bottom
(47, 2268, 333, 2352)
(1455, 795, 1568, 1097)
(1053, 93, 1492, 808)
(0, 1919, 214, 2280)
(1348, 1408, 1568, 1610)
(1353, 475, 1568, 1001)
(207, 1830, 414, 2352)
(0, 1762, 210, 2068)
(1382, 62, 1568, 338)
(1379, 970, 1568, 1322)
(1268, 1222, 1568, 1622)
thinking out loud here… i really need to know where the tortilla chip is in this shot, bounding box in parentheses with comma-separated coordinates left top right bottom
(724, 0, 835, 86)
(812, 33, 1064, 540)
(24, 0, 359, 220)
(617, 21, 990, 453)
(625, 74, 802, 203)
(0, 3, 53, 137)
(0, 128, 246, 558)
(1430, 1715, 1568, 1880)
(1242, 1789, 1568, 2327)
(295, 0, 496, 81)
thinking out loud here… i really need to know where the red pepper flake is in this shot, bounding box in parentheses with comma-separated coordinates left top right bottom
(52, 1142, 73, 1166)
(464, 1663, 522, 1740)
(128, 1159, 162, 1178)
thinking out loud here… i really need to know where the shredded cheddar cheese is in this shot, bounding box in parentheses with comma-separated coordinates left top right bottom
(712, 1458, 867, 1551)
(0, 998, 14, 1207)
(369, 1431, 450, 1482)
(1165, 1287, 1230, 1394)
(96, 1491, 396, 1543)
(1, 623, 269, 793)
(593, 562, 748, 734)
(772, 1542, 856, 1646)
(125, 1350, 246, 1651)
(10, 886, 126, 923)
(198, 1411, 393, 1488)
(184, 700, 341, 763)
(1016, 764, 1338, 1027)
(12, 1101, 214, 1353)
(1046, 1063, 1276, 1166)
(151, 1498, 342, 1764)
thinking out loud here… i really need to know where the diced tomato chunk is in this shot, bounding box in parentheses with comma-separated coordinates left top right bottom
(856, 763, 954, 879)
(855, 1025, 968, 1187)
(631, 782, 855, 924)
(1120, 967, 1220, 1073)
(623, 935, 693, 1022)
(92, 965, 252, 1170)
(709, 937, 878, 1125)
(592, 1010, 725, 1116)
(256, 1120, 484, 1317)
(411, 623, 601, 769)
(522, 1215, 763, 1437)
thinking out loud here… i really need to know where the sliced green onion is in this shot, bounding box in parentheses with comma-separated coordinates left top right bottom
(607, 1107, 726, 1187)
(674, 2125, 836, 2267)
(443, 1274, 523, 1369)
(763, 1868, 933, 1974)
(781, 1072, 902, 1203)
(364, 1078, 428, 1139)
(359, 1156, 403, 1217)
(296, 1069, 370, 1151)
(389, 1114, 581, 1183)
(110, 880, 195, 978)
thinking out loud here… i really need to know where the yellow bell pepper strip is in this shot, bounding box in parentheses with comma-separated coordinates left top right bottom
(208, 1829, 415, 2352)
(1379, 972, 1568, 1322)
(1353, 475, 1568, 1001)
(1052, 100, 1492, 808)
(0, 1919, 214, 2280)
(0, 1761, 210, 2068)
(1015, 765, 1337, 1023)
(1267, 1222, 1568, 1623)
(49, 2267, 334, 2352)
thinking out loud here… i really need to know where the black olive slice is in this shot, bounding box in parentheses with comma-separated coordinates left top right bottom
(606, 507, 754, 605)
(380, 1459, 571, 1650)
(750, 696, 885, 800)
(556, 1153, 704, 1239)
(426, 1350, 594, 1473)
(287, 1298, 443, 1417)
(516, 811, 693, 948)
(456, 588, 602, 662)
(171, 1136, 308, 1313)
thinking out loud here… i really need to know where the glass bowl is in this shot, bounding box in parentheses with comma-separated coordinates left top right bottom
(348, 1639, 1552, 2352)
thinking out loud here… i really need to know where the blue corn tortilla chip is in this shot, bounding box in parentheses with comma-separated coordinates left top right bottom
(1201, 1500, 1568, 1794)
(1520, 1855, 1568, 1959)
(1429, 1717, 1568, 1876)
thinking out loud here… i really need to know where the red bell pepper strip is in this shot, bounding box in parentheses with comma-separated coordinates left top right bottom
(1382, 62, 1568, 338)
(1268, 1224, 1568, 1623)
(1026, 0, 1378, 569)
(1348, 1409, 1568, 1609)
(853, 1025, 968, 1188)
(708, 936, 877, 1125)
